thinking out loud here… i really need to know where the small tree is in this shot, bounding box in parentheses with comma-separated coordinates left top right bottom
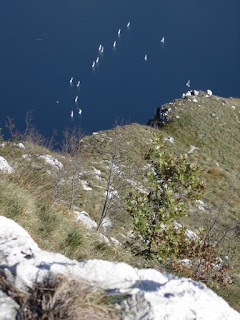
(127, 142, 204, 261)
(62, 127, 83, 210)
(97, 126, 129, 230)
(126, 140, 232, 284)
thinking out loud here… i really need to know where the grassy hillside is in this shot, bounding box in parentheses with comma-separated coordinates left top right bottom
(0, 91, 239, 311)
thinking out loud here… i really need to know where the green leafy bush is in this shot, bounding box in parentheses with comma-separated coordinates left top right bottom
(126, 139, 231, 284)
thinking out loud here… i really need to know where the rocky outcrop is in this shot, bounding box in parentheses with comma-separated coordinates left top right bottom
(0, 216, 239, 320)
(0, 156, 14, 174)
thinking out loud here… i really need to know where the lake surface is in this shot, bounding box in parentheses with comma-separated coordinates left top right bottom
(0, 0, 240, 140)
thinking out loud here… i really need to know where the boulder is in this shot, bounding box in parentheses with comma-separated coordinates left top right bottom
(0, 157, 14, 174)
(0, 216, 239, 320)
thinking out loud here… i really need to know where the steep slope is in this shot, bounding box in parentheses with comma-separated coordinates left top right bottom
(0, 91, 239, 311)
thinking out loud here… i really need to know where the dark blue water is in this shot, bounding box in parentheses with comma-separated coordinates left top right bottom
(0, 0, 240, 139)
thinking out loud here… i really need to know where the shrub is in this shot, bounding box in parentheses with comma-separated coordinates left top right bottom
(126, 139, 231, 284)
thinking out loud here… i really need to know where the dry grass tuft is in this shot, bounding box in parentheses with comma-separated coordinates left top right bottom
(0, 271, 119, 320)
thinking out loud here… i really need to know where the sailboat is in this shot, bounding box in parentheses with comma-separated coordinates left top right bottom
(78, 108, 82, 115)
(118, 29, 121, 36)
(96, 57, 99, 63)
(76, 81, 80, 87)
(101, 46, 104, 53)
(98, 44, 102, 51)
(92, 61, 96, 68)
(69, 77, 73, 84)
(144, 54, 148, 61)
(70, 111, 73, 118)
(127, 22, 130, 28)
(186, 80, 191, 87)
(75, 96, 78, 103)
(160, 37, 165, 44)
(113, 41, 117, 48)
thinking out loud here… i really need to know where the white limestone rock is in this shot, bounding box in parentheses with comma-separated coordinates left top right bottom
(0, 291, 19, 320)
(110, 237, 122, 246)
(75, 210, 97, 229)
(0, 156, 14, 174)
(185, 228, 198, 240)
(38, 154, 63, 170)
(0, 216, 239, 320)
(196, 199, 207, 212)
(14, 142, 26, 150)
(99, 233, 110, 244)
(78, 260, 240, 320)
(102, 217, 112, 230)
(80, 180, 93, 191)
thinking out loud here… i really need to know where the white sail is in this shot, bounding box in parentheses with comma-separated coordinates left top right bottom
(127, 22, 130, 28)
(144, 54, 148, 61)
(96, 57, 99, 63)
(118, 29, 121, 36)
(160, 37, 165, 43)
(70, 111, 73, 118)
(92, 61, 95, 68)
(113, 41, 117, 47)
(98, 44, 102, 51)
(186, 80, 191, 87)
(75, 96, 78, 103)
(78, 108, 82, 115)
(76, 81, 80, 87)
(69, 77, 73, 84)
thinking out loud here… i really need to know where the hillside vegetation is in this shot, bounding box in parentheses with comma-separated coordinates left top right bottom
(0, 91, 239, 312)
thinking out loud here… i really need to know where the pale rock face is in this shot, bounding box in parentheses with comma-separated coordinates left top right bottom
(102, 217, 112, 230)
(185, 228, 198, 240)
(80, 180, 93, 190)
(110, 237, 122, 246)
(0, 216, 240, 320)
(38, 154, 63, 170)
(75, 210, 97, 229)
(0, 156, 14, 173)
(196, 199, 207, 212)
(99, 233, 110, 244)
(0, 291, 19, 320)
(14, 142, 26, 150)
